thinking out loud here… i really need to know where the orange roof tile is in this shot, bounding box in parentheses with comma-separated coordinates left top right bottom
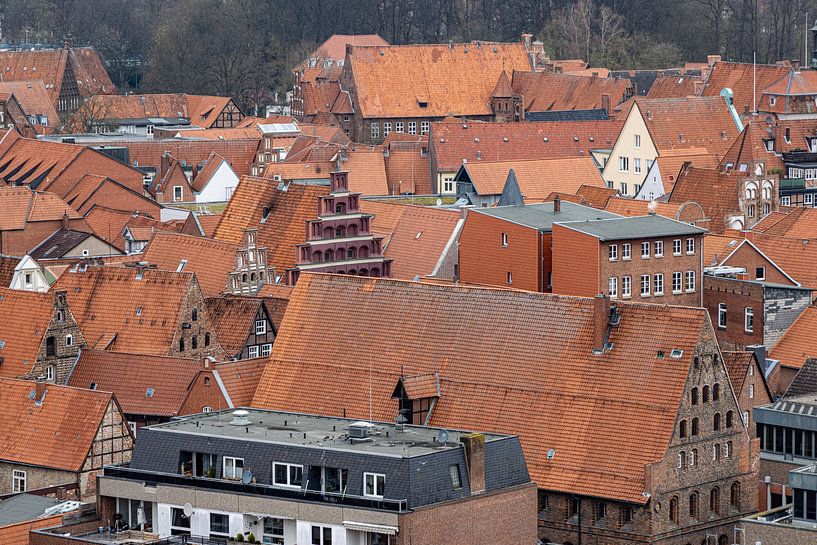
(255, 283, 292, 329)
(0, 80, 59, 123)
(769, 306, 817, 369)
(653, 150, 720, 193)
(215, 357, 267, 407)
(575, 184, 619, 208)
(205, 296, 267, 356)
(264, 161, 333, 182)
(702, 61, 791, 115)
(719, 120, 784, 173)
(252, 273, 710, 504)
(195, 214, 222, 238)
(668, 167, 740, 233)
(512, 71, 631, 111)
(62, 174, 161, 217)
(635, 97, 739, 156)
(384, 148, 431, 195)
(0, 288, 52, 378)
(141, 232, 238, 297)
(702, 233, 745, 267)
(83, 206, 161, 251)
(750, 207, 817, 239)
(348, 42, 531, 118)
(68, 349, 202, 417)
(0, 377, 116, 471)
(341, 150, 388, 195)
(190, 152, 230, 193)
(299, 34, 389, 68)
(759, 70, 817, 113)
(645, 74, 702, 99)
(0, 513, 64, 545)
(98, 139, 259, 177)
(68, 47, 116, 97)
(752, 234, 817, 290)
(0, 255, 19, 285)
(0, 49, 68, 105)
(604, 197, 685, 218)
(0, 186, 82, 231)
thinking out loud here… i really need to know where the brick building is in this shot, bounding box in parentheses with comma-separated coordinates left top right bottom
(205, 295, 276, 359)
(227, 228, 277, 294)
(551, 213, 707, 306)
(458, 199, 618, 292)
(723, 351, 774, 439)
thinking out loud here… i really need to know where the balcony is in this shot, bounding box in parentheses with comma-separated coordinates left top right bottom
(32, 528, 229, 545)
(102, 466, 409, 512)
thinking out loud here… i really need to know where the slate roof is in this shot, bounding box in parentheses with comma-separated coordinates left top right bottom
(784, 358, 817, 398)
(525, 109, 609, 122)
(701, 61, 790, 115)
(0, 377, 115, 471)
(214, 357, 267, 407)
(29, 229, 93, 260)
(205, 296, 267, 357)
(252, 273, 710, 504)
(0, 494, 66, 526)
(769, 306, 817, 369)
(472, 201, 619, 231)
(511, 71, 630, 112)
(0, 287, 51, 378)
(141, 231, 238, 297)
(67, 349, 202, 417)
(347, 42, 531, 118)
(556, 214, 706, 241)
(213, 176, 330, 272)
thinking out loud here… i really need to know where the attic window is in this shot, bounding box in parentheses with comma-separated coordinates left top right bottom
(145, 387, 155, 398)
(177, 259, 188, 272)
(573, 136, 579, 142)
(588, 136, 594, 142)
(503, 137, 509, 142)
(721, 131, 727, 140)
(738, 164, 748, 172)
(474, 137, 480, 143)
(0, 340, 4, 349)
(415, 232, 423, 239)
(418, 101, 428, 108)
(679, 133, 685, 142)
(543, 137, 549, 142)
(725, 162, 734, 170)
(670, 349, 684, 359)
(89, 382, 97, 390)
(765, 140, 774, 152)
(136, 307, 143, 316)
(657, 350, 665, 359)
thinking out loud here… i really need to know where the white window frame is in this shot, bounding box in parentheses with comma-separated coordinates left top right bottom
(655, 240, 664, 257)
(673, 272, 682, 294)
(689, 449, 697, 466)
(248, 345, 260, 358)
(640, 274, 650, 297)
(756, 266, 765, 280)
(618, 156, 629, 172)
(223, 456, 244, 480)
(749, 384, 754, 399)
(173, 186, 183, 202)
(273, 462, 304, 489)
(260, 343, 272, 357)
(128, 421, 137, 435)
(718, 303, 727, 329)
(408, 121, 417, 135)
(45, 365, 55, 381)
(396, 121, 404, 133)
(781, 195, 791, 206)
(383, 122, 391, 137)
(634, 134, 641, 149)
(686, 238, 695, 255)
(12, 469, 26, 492)
(685, 271, 696, 293)
(622, 243, 631, 260)
(255, 320, 267, 335)
(654, 273, 664, 295)
(370, 122, 380, 140)
(634, 158, 642, 174)
(742, 411, 749, 425)
(501, 233, 508, 247)
(263, 517, 285, 545)
(420, 121, 430, 135)
(364, 472, 386, 498)
(609, 277, 618, 298)
(641, 241, 650, 259)
(609, 244, 618, 261)
(209, 512, 231, 539)
(620, 182, 628, 195)
(622, 275, 631, 298)
(673, 239, 682, 256)
(744, 307, 754, 333)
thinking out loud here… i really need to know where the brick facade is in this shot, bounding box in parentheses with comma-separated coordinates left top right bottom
(715, 240, 795, 286)
(168, 277, 226, 360)
(25, 290, 85, 384)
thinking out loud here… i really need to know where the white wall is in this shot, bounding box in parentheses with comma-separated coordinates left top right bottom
(296, 521, 346, 545)
(196, 161, 240, 203)
(635, 160, 665, 201)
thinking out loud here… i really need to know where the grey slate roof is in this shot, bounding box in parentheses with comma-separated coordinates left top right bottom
(555, 214, 707, 241)
(29, 229, 92, 260)
(785, 358, 817, 399)
(526, 108, 609, 122)
(0, 494, 63, 526)
(473, 201, 619, 231)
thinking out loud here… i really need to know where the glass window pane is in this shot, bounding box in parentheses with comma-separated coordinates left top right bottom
(291, 465, 303, 486)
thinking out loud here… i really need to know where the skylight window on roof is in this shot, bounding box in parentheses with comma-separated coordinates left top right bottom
(177, 259, 187, 272)
(89, 383, 97, 390)
(136, 307, 143, 316)
(739, 164, 748, 172)
(146, 388, 155, 397)
(0, 340, 5, 349)
(670, 349, 684, 359)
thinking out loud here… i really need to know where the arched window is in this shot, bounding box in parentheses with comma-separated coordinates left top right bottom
(348, 247, 357, 259)
(710, 486, 720, 514)
(179, 338, 185, 352)
(718, 535, 728, 545)
(371, 268, 380, 277)
(726, 410, 734, 429)
(713, 413, 721, 431)
(202, 406, 212, 413)
(348, 224, 358, 237)
(348, 269, 357, 275)
(359, 268, 368, 276)
(679, 451, 686, 468)
(336, 226, 346, 238)
(191, 308, 198, 321)
(713, 443, 721, 461)
(192, 335, 198, 349)
(712, 383, 720, 401)
(359, 245, 369, 258)
(691, 387, 699, 405)
(670, 496, 679, 524)
(46, 336, 56, 357)
(204, 332, 210, 347)
(242, 273, 248, 282)
(730, 482, 741, 510)
(324, 226, 334, 239)
(692, 417, 699, 436)
(702, 385, 709, 403)
(690, 448, 698, 466)
(312, 251, 322, 263)
(324, 249, 334, 262)
(689, 491, 699, 519)
(679, 419, 687, 438)
(250, 272, 256, 281)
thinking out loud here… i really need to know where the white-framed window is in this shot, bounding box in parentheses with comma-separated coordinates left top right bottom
(641, 241, 650, 258)
(364, 472, 385, 498)
(383, 122, 391, 137)
(396, 121, 404, 133)
(248, 345, 260, 358)
(421, 121, 430, 135)
(634, 158, 642, 174)
(202, 406, 212, 413)
(640, 274, 650, 297)
(622, 243, 631, 260)
(260, 343, 272, 357)
(724, 442, 731, 459)
(128, 421, 137, 434)
(634, 134, 641, 148)
(64, 334, 72, 347)
(756, 266, 765, 280)
(744, 307, 754, 333)
(223, 456, 244, 480)
(506, 272, 513, 285)
(263, 517, 285, 545)
(770, 96, 777, 107)
(781, 195, 791, 206)
(501, 233, 508, 247)
(673, 239, 682, 256)
(747, 204, 756, 218)
(442, 176, 454, 194)
(273, 462, 304, 488)
(173, 186, 183, 202)
(622, 275, 631, 298)
(689, 449, 697, 466)
(742, 411, 749, 425)
(146, 124, 154, 135)
(673, 272, 682, 294)
(408, 121, 417, 135)
(686, 238, 695, 255)
(609, 244, 618, 260)
(654, 273, 664, 295)
(765, 140, 774, 151)
(655, 240, 664, 257)
(209, 513, 230, 539)
(255, 320, 267, 335)
(609, 277, 618, 298)
(370, 122, 380, 140)
(12, 469, 26, 492)
(620, 182, 628, 195)
(619, 156, 629, 172)
(749, 384, 754, 399)
(718, 303, 727, 329)
(806, 194, 814, 206)
(311, 526, 333, 545)
(45, 365, 55, 381)
(170, 506, 191, 535)
(685, 271, 696, 292)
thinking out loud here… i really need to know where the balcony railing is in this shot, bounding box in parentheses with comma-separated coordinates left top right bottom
(103, 466, 409, 512)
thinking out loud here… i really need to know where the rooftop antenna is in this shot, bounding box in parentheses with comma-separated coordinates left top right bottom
(753, 51, 757, 114)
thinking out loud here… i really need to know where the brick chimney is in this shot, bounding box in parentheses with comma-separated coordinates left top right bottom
(601, 94, 611, 115)
(592, 294, 610, 354)
(554, 195, 561, 213)
(707, 54, 722, 66)
(34, 380, 47, 404)
(461, 433, 485, 494)
(61, 211, 70, 230)
(693, 79, 704, 95)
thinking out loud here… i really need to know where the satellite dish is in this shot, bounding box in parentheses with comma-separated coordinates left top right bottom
(436, 429, 449, 444)
(241, 469, 253, 484)
(182, 503, 193, 517)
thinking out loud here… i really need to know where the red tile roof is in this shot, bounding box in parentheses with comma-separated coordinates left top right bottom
(668, 166, 740, 233)
(512, 71, 631, 111)
(205, 296, 267, 357)
(750, 207, 817, 239)
(348, 42, 531, 118)
(701, 61, 791, 115)
(215, 357, 267, 407)
(0, 288, 52, 378)
(98, 139, 259, 177)
(252, 273, 711, 504)
(80, 94, 238, 129)
(294, 34, 389, 74)
(340, 151, 389, 195)
(604, 197, 686, 219)
(83, 206, 162, 251)
(759, 70, 817, 113)
(384, 148, 431, 195)
(0, 377, 116, 471)
(635, 97, 740, 155)
(646, 74, 703, 99)
(0, 186, 82, 231)
(575, 184, 619, 208)
(255, 284, 292, 329)
(718, 120, 784, 173)
(68, 349, 202, 417)
(769, 306, 817, 369)
(0, 80, 60, 123)
(68, 47, 116, 97)
(63, 174, 161, 217)
(752, 234, 817, 291)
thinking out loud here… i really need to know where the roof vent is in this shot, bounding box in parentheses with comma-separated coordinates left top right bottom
(230, 409, 251, 426)
(348, 421, 373, 442)
(543, 137, 549, 142)
(503, 137, 509, 142)
(573, 136, 579, 142)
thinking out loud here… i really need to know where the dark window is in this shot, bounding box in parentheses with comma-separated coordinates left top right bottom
(710, 486, 720, 514)
(689, 491, 699, 519)
(702, 385, 709, 403)
(595, 501, 606, 522)
(191, 336, 198, 349)
(692, 417, 700, 436)
(726, 410, 734, 429)
(179, 338, 185, 352)
(713, 413, 721, 431)
(538, 490, 548, 512)
(566, 497, 579, 520)
(712, 383, 720, 401)
(191, 308, 198, 321)
(680, 419, 687, 438)
(204, 332, 210, 347)
(691, 387, 699, 405)
(45, 336, 56, 356)
(730, 482, 741, 510)
(669, 496, 679, 524)
(621, 505, 633, 525)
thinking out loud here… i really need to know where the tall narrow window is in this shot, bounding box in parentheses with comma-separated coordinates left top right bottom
(670, 496, 679, 524)
(691, 387, 699, 405)
(679, 419, 687, 438)
(703, 385, 710, 403)
(46, 336, 56, 357)
(692, 417, 699, 436)
(689, 491, 699, 520)
(744, 307, 754, 333)
(12, 470, 26, 492)
(713, 413, 721, 431)
(730, 482, 741, 510)
(710, 487, 721, 515)
(718, 303, 727, 328)
(712, 383, 720, 401)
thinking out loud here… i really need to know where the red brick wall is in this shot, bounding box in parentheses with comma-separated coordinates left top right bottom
(551, 224, 600, 297)
(703, 276, 765, 349)
(722, 242, 795, 285)
(459, 212, 542, 292)
(178, 369, 230, 415)
(0, 218, 90, 255)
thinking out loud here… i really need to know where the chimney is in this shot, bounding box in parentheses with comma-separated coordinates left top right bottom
(461, 433, 485, 494)
(35, 380, 46, 404)
(592, 294, 610, 354)
(693, 79, 704, 95)
(591, 71, 598, 79)
(707, 54, 722, 66)
(554, 195, 561, 213)
(521, 33, 533, 51)
(61, 211, 69, 230)
(601, 94, 611, 115)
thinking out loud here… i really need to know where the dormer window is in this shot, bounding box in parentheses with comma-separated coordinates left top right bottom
(770, 96, 777, 107)
(418, 101, 428, 108)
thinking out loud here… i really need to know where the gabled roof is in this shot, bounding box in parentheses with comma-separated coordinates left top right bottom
(341, 150, 389, 195)
(28, 228, 94, 260)
(751, 207, 817, 239)
(256, 283, 292, 330)
(0, 377, 116, 471)
(62, 174, 160, 218)
(575, 184, 619, 208)
(205, 296, 268, 357)
(651, 150, 720, 194)
(719, 120, 784, 172)
(384, 148, 431, 195)
(512, 71, 630, 112)
(759, 70, 817, 113)
(0, 49, 69, 105)
(0, 80, 60, 122)
(458, 157, 605, 200)
(769, 306, 817, 369)
(83, 206, 161, 252)
(668, 167, 739, 233)
(635, 97, 739, 155)
(52, 267, 195, 355)
(68, 47, 116, 97)
(141, 232, 238, 297)
(80, 94, 237, 128)
(431, 119, 623, 172)
(0, 287, 52, 377)
(0, 255, 20, 286)
(723, 351, 762, 397)
(294, 34, 389, 74)
(252, 273, 710, 504)
(67, 349, 202, 417)
(213, 176, 330, 272)
(701, 61, 791, 114)
(214, 357, 267, 407)
(0, 186, 82, 231)
(752, 234, 817, 291)
(604, 197, 686, 219)
(645, 74, 702, 99)
(0, 137, 83, 188)
(347, 42, 531, 118)
(784, 358, 817, 398)
(190, 152, 231, 192)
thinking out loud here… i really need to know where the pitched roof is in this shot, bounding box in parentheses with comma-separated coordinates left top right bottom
(645, 74, 702, 99)
(0, 288, 52, 377)
(82, 94, 237, 128)
(141, 231, 238, 297)
(0, 50, 69, 105)
(604, 197, 685, 218)
(512, 71, 630, 112)
(359, 201, 461, 279)
(68, 47, 116, 97)
(460, 157, 605, 200)
(0, 377, 115, 471)
(67, 349, 202, 417)
(310, 34, 389, 62)
(759, 70, 817, 113)
(341, 150, 389, 195)
(718, 120, 784, 172)
(750, 207, 817, 239)
(701, 61, 791, 115)
(722, 351, 756, 396)
(0, 80, 60, 122)
(668, 167, 739, 233)
(384, 148, 431, 195)
(205, 296, 267, 356)
(784, 358, 817, 398)
(348, 42, 531, 118)
(0, 186, 82, 231)
(214, 177, 330, 272)
(752, 234, 817, 290)
(190, 152, 230, 192)
(52, 267, 194, 355)
(83, 206, 161, 252)
(214, 357, 267, 407)
(255, 283, 292, 329)
(575, 184, 619, 208)
(703, 233, 744, 267)
(431, 119, 623, 172)
(769, 306, 817, 369)
(0, 255, 20, 286)
(253, 273, 709, 504)
(652, 150, 721, 193)
(62, 174, 160, 217)
(635, 97, 739, 155)
(28, 229, 94, 260)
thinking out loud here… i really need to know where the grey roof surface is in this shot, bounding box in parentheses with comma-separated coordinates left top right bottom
(473, 201, 619, 231)
(785, 359, 817, 399)
(556, 214, 707, 241)
(29, 229, 92, 260)
(526, 108, 609, 122)
(0, 494, 62, 526)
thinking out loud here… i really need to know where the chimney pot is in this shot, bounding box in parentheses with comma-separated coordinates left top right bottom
(601, 94, 611, 115)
